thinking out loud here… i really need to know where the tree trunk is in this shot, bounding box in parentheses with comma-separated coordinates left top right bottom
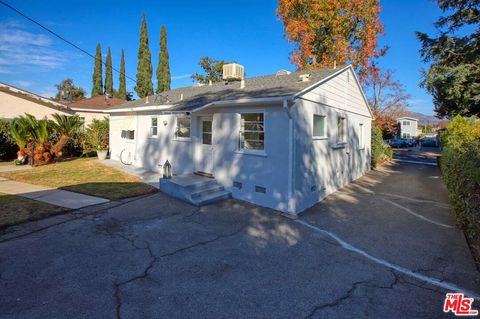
(51, 135, 70, 158)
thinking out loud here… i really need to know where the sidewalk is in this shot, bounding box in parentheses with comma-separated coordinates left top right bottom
(0, 177, 109, 209)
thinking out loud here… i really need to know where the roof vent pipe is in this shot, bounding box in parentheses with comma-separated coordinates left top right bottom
(333, 60, 337, 69)
(208, 80, 212, 86)
(180, 93, 184, 101)
(240, 79, 245, 89)
(146, 96, 149, 103)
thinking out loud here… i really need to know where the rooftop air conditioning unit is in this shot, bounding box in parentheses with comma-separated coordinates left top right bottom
(223, 63, 244, 81)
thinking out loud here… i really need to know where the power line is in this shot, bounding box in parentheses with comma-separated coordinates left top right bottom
(0, 0, 137, 84)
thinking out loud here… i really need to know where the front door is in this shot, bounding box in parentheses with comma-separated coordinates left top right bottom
(195, 116, 214, 175)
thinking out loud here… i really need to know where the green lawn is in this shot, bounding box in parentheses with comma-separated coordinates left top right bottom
(0, 161, 14, 166)
(0, 158, 157, 200)
(0, 192, 67, 228)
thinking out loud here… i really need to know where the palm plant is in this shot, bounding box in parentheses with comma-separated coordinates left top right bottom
(50, 114, 83, 157)
(9, 120, 29, 151)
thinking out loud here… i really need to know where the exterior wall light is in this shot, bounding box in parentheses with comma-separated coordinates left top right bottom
(163, 160, 172, 179)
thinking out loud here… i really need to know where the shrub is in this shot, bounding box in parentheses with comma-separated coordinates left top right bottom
(49, 129, 85, 157)
(83, 117, 109, 154)
(0, 119, 18, 160)
(440, 116, 480, 245)
(371, 125, 383, 168)
(384, 144, 393, 160)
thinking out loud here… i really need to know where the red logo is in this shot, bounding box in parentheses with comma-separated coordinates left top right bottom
(444, 293, 478, 316)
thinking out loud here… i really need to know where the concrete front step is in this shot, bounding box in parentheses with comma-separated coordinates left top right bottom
(191, 190, 231, 206)
(159, 174, 231, 206)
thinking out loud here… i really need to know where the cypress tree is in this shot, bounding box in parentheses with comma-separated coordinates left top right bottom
(117, 49, 127, 100)
(91, 43, 103, 96)
(105, 47, 113, 95)
(135, 16, 153, 98)
(156, 25, 171, 93)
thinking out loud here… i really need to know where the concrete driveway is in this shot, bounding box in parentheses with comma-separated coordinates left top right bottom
(0, 161, 478, 318)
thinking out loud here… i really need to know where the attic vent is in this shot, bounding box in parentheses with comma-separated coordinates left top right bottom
(299, 74, 310, 82)
(276, 69, 291, 76)
(233, 181, 242, 189)
(223, 63, 244, 81)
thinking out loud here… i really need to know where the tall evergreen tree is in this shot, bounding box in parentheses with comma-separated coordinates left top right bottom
(135, 16, 154, 98)
(105, 47, 113, 95)
(117, 49, 127, 100)
(91, 43, 103, 96)
(156, 25, 171, 93)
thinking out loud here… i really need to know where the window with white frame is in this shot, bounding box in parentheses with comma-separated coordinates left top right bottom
(403, 120, 410, 126)
(150, 117, 158, 137)
(313, 114, 327, 138)
(240, 113, 264, 150)
(175, 116, 191, 138)
(359, 123, 365, 149)
(337, 116, 346, 143)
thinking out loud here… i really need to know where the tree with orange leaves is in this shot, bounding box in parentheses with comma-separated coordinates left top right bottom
(364, 67, 410, 138)
(277, 0, 386, 81)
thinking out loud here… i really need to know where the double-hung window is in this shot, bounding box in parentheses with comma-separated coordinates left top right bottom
(240, 113, 264, 151)
(176, 116, 191, 139)
(150, 117, 158, 137)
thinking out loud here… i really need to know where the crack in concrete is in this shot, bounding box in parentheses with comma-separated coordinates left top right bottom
(112, 224, 247, 319)
(305, 280, 369, 318)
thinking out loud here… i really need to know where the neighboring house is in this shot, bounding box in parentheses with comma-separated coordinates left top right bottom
(397, 117, 421, 138)
(0, 81, 73, 119)
(107, 64, 373, 216)
(64, 95, 125, 126)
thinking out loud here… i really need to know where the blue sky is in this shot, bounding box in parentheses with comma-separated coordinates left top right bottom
(0, 0, 443, 115)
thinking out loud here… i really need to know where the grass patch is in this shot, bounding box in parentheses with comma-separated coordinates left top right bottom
(0, 192, 67, 228)
(0, 158, 156, 200)
(0, 161, 14, 166)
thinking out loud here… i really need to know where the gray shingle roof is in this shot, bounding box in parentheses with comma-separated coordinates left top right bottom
(109, 67, 345, 112)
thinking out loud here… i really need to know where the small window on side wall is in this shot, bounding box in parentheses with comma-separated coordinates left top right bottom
(150, 117, 158, 137)
(359, 123, 365, 149)
(337, 117, 346, 144)
(313, 115, 326, 139)
(176, 116, 191, 139)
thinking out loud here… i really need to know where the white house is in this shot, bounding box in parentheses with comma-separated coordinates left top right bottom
(397, 117, 421, 138)
(107, 64, 372, 216)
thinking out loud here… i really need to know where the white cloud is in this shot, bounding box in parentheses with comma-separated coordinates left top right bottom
(0, 20, 67, 71)
(171, 74, 192, 81)
(13, 80, 32, 87)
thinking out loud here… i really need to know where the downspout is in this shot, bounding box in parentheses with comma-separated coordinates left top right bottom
(283, 99, 294, 215)
(134, 111, 139, 164)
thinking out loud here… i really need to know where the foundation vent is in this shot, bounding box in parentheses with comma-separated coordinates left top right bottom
(233, 181, 242, 189)
(255, 186, 266, 194)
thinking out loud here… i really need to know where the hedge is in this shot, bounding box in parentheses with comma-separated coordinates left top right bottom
(371, 125, 384, 168)
(0, 119, 18, 160)
(440, 116, 480, 243)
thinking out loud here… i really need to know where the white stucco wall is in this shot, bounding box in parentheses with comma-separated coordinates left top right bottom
(291, 68, 372, 213)
(108, 67, 372, 215)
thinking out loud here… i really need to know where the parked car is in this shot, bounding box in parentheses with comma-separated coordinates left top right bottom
(421, 138, 437, 147)
(390, 139, 407, 148)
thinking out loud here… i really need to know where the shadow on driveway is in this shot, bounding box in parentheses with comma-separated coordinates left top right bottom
(0, 162, 477, 318)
